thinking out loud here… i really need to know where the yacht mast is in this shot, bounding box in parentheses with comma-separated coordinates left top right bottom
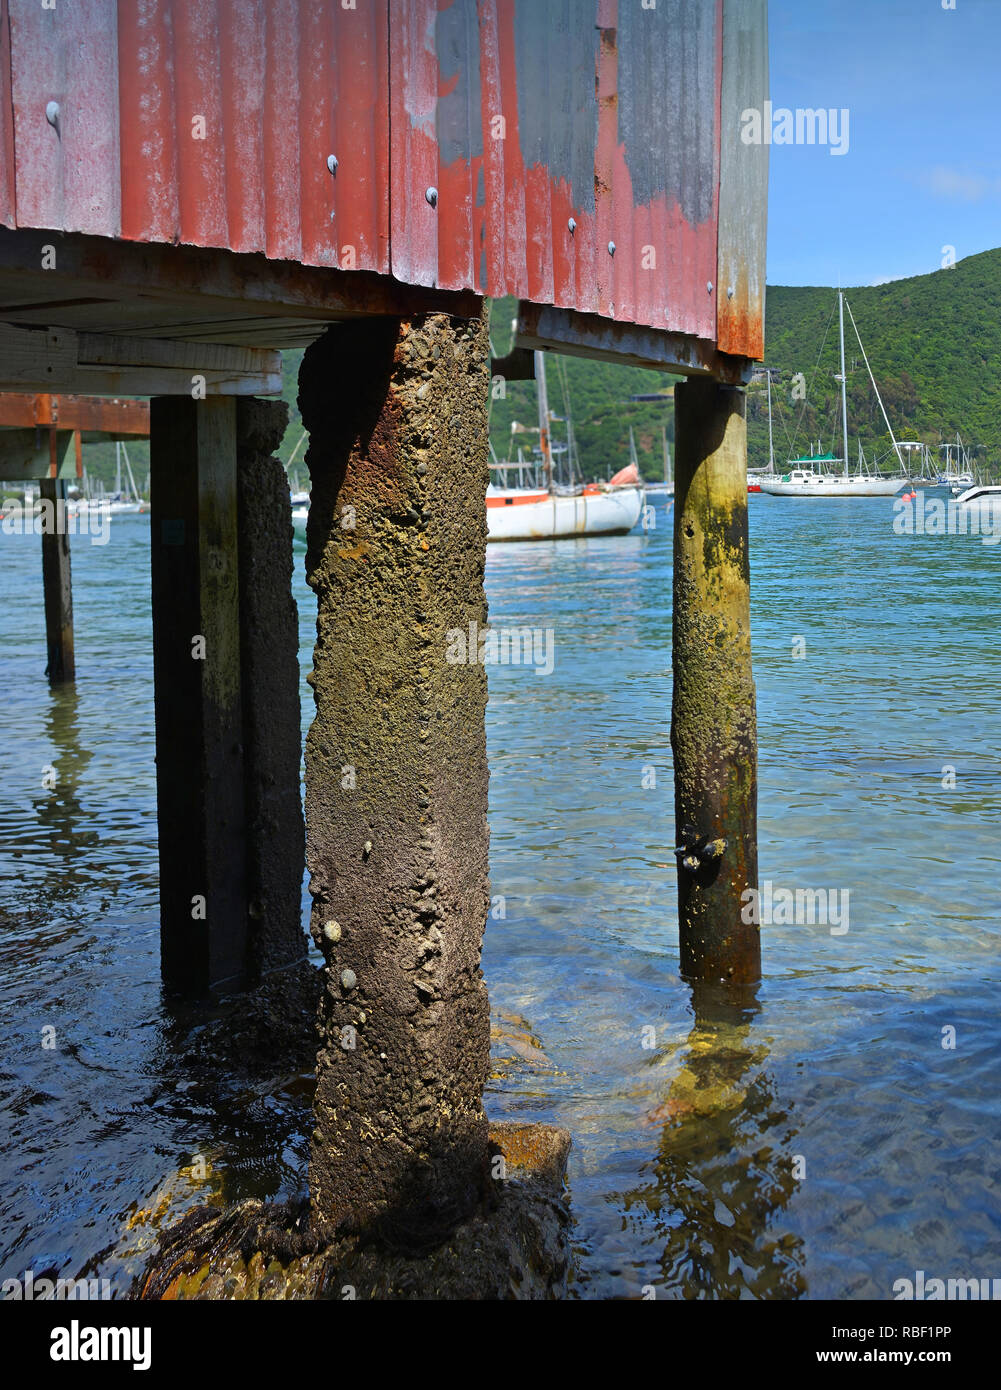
(534, 349, 552, 489)
(766, 369, 775, 472)
(838, 291, 850, 480)
(844, 296, 905, 472)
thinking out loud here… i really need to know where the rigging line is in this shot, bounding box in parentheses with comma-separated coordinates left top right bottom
(844, 295, 905, 470)
(785, 298, 840, 461)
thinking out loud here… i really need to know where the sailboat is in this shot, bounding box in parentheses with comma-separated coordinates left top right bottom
(759, 292, 908, 498)
(486, 351, 645, 541)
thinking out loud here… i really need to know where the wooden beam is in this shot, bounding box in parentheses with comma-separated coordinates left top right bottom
(39, 477, 75, 682)
(0, 427, 75, 479)
(0, 321, 281, 396)
(0, 228, 482, 347)
(516, 303, 753, 385)
(150, 396, 249, 994)
(672, 379, 759, 984)
(0, 392, 150, 434)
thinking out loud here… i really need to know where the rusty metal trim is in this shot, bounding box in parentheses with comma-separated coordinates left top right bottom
(717, 0, 768, 360)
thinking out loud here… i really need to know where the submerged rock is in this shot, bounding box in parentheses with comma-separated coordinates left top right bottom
(135, 1122, 572, 1301)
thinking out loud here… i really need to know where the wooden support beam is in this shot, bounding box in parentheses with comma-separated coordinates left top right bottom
(516, 303, 754, 385)
(0, 392, 150, 435)
(0, 321, 281, 396)
(0, 228, 482, 349)
(150, 396, 248, 994)
(0, 427, 74, 479)
(489, 346, 535, 382)
(672, 378, 759, 984)
(39, 477, 74, 682)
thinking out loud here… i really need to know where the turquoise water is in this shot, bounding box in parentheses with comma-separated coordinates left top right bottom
(1, 492, 999, 1297)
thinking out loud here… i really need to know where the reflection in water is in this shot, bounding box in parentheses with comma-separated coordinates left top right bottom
(619, 982, 806, 1299)
(31, 682, 100, 880)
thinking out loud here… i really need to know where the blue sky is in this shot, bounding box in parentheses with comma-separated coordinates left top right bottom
(767, 0, 1000, 287)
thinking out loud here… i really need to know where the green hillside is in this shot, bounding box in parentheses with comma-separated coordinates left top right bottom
(754, 247, 1001, 477)
(49, 245, 1001, 494)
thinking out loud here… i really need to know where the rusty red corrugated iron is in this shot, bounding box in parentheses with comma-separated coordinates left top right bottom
(0, 0, 766, 358)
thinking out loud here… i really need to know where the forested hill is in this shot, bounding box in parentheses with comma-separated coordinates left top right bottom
(757, 247, 1001, 474)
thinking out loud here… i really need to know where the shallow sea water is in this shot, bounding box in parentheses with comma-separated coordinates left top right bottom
(1, 491, 999, 1298)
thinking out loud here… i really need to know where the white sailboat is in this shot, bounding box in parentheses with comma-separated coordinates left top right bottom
(486, 351, 645, 541)
(760, 292, 907, 498)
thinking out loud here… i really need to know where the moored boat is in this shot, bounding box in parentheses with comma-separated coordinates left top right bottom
(486, 482, 644, 541)
(485, 352, 645, 541)
(759, 292, 908, 499)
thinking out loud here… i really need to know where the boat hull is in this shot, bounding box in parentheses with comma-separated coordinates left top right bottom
(759, 476, 905, 497)
(486, 487, 645, 541)
(292, 488, 647, 543)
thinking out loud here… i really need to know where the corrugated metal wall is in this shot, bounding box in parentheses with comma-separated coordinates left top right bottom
(0, 0, 766, 357)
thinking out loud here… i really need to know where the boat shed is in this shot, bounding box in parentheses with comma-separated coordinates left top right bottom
(0, 0, 768, 1245)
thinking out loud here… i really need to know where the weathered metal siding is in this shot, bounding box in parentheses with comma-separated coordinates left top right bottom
(0, 0, 14, 228)
(115, 0, 390, 270)
(0, 0, 766, 355)
(717, 0, 767, 358)
(8, 0, 120, 236)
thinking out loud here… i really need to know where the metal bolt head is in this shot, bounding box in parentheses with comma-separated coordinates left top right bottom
(568, 217, 577, 234)
(45, 100, 60, 128)
(607, 240, 616, 256)
(727, 285, 735, 299)
(326, 154, 338, 174)
(425, 186, 438, 207)
(707, 280, 714, 294)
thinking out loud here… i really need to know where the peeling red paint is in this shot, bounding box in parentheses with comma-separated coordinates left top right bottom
(0, 0, 765, 357)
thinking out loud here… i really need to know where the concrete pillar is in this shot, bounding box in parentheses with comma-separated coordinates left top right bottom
(150, 396, 248, 994)
(298, 309, 492, 1240)
(235, 398, 308, 978)
(39, 477, 74, 683)
(672, 379, 760, 985)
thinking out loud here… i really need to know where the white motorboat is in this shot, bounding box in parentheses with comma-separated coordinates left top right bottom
(954, 484, 1001, 508)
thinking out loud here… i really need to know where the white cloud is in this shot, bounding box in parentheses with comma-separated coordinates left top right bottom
(919, 166, 1001, 202)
